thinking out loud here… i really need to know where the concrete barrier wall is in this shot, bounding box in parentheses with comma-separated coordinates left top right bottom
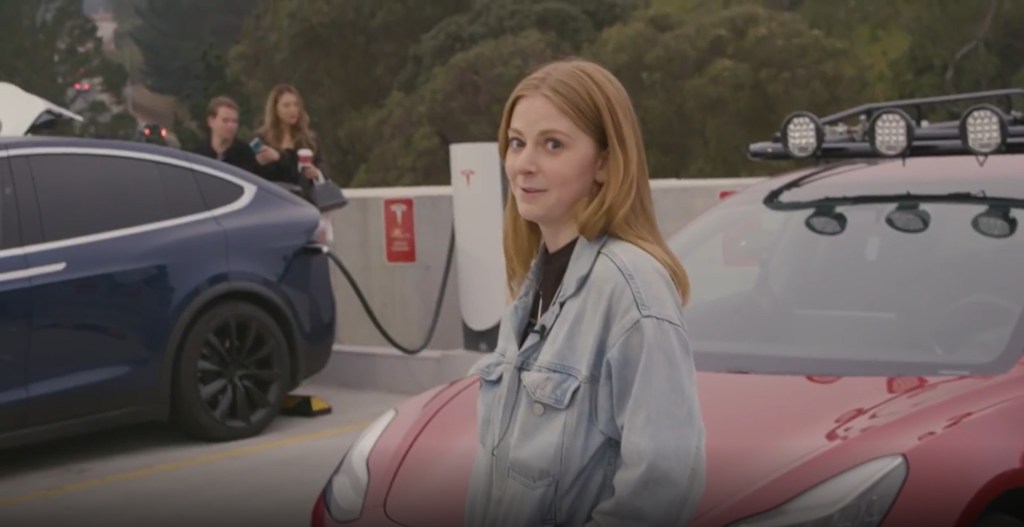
(323, 177, 766, 351)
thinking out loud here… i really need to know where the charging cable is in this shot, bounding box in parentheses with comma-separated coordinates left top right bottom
(322, 226, 455, 355)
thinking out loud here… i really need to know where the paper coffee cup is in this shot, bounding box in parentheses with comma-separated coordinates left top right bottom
(298, 148, 314, 169)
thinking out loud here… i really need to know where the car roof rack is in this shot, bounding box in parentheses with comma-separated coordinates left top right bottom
(748, 88, 1024, 161)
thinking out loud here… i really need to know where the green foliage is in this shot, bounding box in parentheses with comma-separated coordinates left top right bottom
(78, 105, 139, 140)
(0, 0, 135, 139)
(108, 0, 145, 81)
(394, 0, 640, 93)
(227, 0, 474, 185)
(129, 0, 260, 148)
(131, 0, 258, 98)
(583, 4, 870, 178)
(352, 30, 571, 186)
(101, 0, 1024, 184)
(796, 0, 1024, 98)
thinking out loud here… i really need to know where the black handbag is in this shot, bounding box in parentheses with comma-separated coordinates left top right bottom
(305, 177, 349, 212)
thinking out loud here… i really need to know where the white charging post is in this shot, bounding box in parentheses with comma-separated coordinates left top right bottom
(449, 142, 507, 351)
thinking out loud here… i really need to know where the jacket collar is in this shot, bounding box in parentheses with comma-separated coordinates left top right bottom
(554, 233, 608, 303)
(511, 233, 609, 345)
(519, 233, 605, 292)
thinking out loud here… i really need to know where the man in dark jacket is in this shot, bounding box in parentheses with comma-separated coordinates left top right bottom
(192, 96, 259, 174)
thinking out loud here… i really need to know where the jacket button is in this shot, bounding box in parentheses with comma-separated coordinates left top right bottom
(532, 402, 545, 416)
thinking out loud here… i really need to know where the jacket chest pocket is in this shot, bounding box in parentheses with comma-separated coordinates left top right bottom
(506, 369, 583, 488)
(473, 357, 505, 449)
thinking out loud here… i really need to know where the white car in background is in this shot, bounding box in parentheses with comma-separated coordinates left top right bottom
(0, 81, 83, 136)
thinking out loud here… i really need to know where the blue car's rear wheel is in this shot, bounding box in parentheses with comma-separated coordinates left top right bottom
(173, 301, 292, 441)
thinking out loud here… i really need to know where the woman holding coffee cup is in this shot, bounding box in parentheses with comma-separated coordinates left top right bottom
(250, 84, 339, 243)
(250, 84, 325, 188)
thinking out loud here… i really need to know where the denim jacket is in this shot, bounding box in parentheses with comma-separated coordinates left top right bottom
(465, 235, 706, 527)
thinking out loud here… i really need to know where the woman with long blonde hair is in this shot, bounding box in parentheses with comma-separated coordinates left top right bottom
(251, 83, 325, 186)
(465, 58, 706, 527)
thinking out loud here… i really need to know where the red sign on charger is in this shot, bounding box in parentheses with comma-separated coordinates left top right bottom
(384, 198, 416, 264)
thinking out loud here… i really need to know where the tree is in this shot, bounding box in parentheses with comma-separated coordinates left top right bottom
(394, 0, 643, 93)
(108, 0, 147, 83)
(217, 0, 1024, 188)
(796, 0, 1024, 99)
(350, 30, 570, 187)
(227, 0, 473, 185)
(586, 4, 870, 178)
(128, 0, 262, 149)
(220, 0, 650, 187)
(0, 0, 135, 139)
(131, 0, 258, 99)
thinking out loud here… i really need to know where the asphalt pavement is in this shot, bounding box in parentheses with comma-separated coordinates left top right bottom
(0, 384, 408, 527)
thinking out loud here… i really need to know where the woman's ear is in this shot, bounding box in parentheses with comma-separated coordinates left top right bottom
(595, 152, 609, 184)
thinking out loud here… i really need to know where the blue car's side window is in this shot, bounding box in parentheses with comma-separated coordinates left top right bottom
(26, 154, 167, 243)
(155, 162, 206, 217)
(193, 171, 244, 211)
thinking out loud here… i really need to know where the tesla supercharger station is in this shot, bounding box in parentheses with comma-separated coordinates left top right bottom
(450, 142, 508, 351)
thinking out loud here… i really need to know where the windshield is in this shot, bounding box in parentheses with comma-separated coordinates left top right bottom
(670, 185, 1024, 376)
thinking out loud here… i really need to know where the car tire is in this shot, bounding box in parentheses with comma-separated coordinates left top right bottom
(976, 512, 1024, 527)
(172, 301, 292, 442)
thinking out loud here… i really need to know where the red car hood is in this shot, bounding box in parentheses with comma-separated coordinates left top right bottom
(381, 370, 1011, 527)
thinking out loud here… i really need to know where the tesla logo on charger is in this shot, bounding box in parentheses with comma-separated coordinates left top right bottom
(462, 169, 475, 186)
(384, 198, 416, 264)
(390, 202, 408, 225)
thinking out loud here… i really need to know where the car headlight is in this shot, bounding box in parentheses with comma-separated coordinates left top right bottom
(730, 455, 907, 527)
(324, 408, 397, 522)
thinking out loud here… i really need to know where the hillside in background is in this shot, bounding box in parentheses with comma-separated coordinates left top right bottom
(12, 0, 1024, 187)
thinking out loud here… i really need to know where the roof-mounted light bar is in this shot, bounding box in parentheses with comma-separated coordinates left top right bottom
(749, 88, 1024, 161)
(781, 112, 824, 159)
(868, 108, 914, 158)
(960, 104, 1008, 155)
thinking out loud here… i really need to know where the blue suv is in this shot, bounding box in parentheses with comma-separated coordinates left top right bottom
(0, 136, 337, 448)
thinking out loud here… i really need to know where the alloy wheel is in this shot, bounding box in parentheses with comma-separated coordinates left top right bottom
(196, 314, 286, 427)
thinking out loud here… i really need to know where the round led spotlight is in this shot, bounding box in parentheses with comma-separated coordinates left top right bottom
(869, 109, 914, 157)
(885, 203, 930, 234)
(781, 112, 824, 159)
(959, 104, 1008, 155)
(972, 206, 1018, 239)
(805, 206, 847, 236)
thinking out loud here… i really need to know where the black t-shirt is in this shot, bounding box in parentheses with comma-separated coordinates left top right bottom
(521, 237, 578, 344)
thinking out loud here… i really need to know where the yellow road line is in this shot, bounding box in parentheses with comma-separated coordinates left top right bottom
(0, 421, 369, 508)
